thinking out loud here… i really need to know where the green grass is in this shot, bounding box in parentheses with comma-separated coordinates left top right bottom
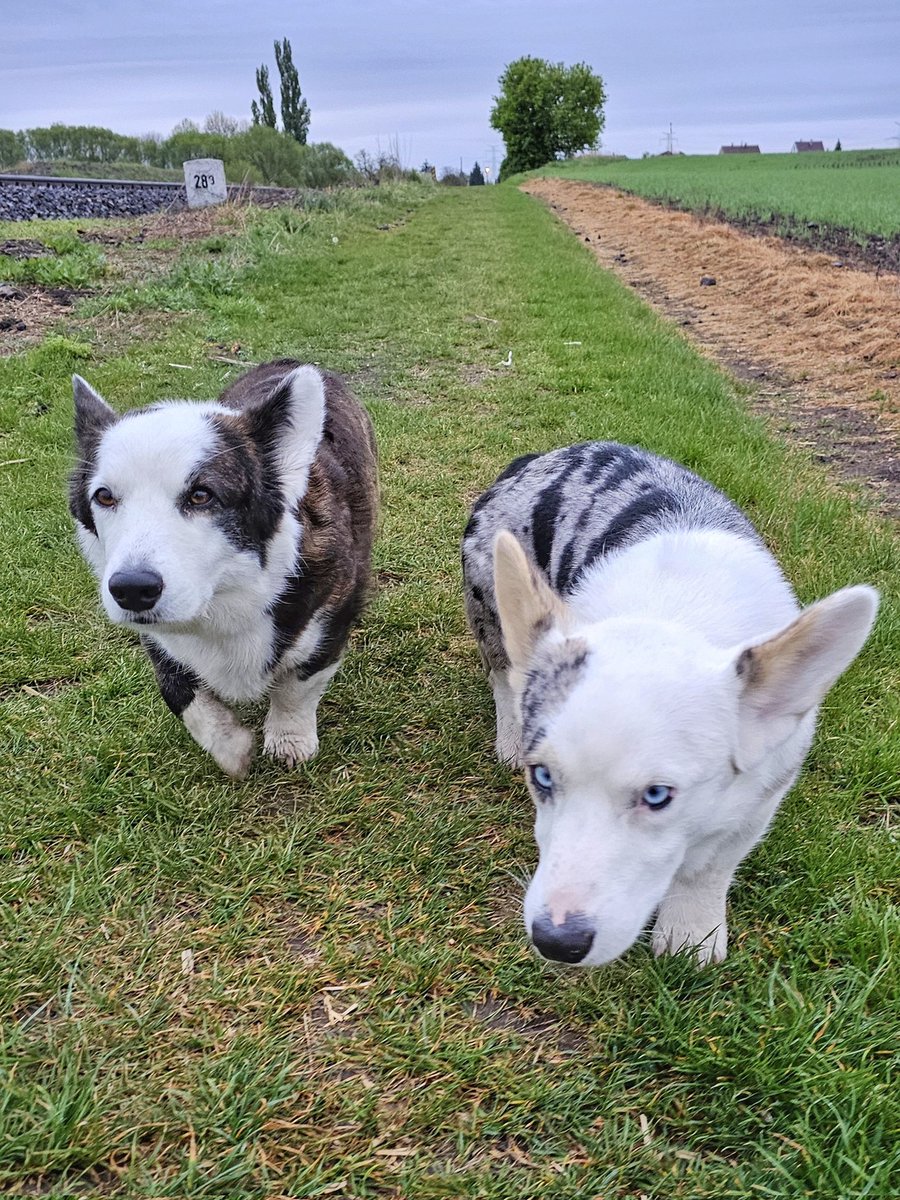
(523, 149, 900, 241)
(8, 160, 185, 182)
(0, 183, 897, 1198)
(0, 227, 107, 289)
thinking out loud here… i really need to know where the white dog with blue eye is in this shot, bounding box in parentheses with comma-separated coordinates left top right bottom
(462, 441, 878, 966)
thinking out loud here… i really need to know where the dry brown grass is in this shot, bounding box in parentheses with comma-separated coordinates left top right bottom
(523, 179, 900, 427)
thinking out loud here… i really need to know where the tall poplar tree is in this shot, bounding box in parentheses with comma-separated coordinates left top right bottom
(274, 38, 311, 145)
(251, 65, 277, 128)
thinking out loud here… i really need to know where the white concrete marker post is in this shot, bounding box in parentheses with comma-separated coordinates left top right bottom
(183, 158, 227, 209)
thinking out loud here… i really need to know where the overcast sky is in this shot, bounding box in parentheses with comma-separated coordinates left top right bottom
(4, 1, 898, 173)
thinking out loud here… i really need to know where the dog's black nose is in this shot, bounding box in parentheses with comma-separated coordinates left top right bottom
(108, 569, 164, 613)
(531, 912, 595, 964)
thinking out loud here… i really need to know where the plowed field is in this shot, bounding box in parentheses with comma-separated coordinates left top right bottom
(523, 178, 900, 516)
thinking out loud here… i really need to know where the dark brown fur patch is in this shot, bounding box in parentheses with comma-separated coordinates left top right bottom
(219, 360, 378, 673)
(188, 416, 283, 558)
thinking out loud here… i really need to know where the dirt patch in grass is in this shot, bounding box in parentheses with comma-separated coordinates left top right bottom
(0, 238, 56, 260)
(466, 994, 590, 1054)
(78, 205, 238, 248)
(0, 206, 248, 356)
(98, 206, 246, 290)
(523, 179, 900, 518)
(0, 284, 87, 341)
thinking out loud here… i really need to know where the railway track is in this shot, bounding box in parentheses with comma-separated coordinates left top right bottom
(0, 173, 297, 222)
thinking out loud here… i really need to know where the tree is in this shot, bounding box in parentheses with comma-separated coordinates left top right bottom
(834, 138, 842, 151)
(469, 161, 485, 185)
(355, 149, 407, 184)
(238, 123, 304, 183)
(158, 130, 230, 168)
(20, 124, 142, 163)
(0, 129, 23, 168)
(490, 57, 605, 179)
(274, 38, 310, 144)
(293, 142, 355, 187)
(205, 111, 242, 136)
(251, 65, 277, 128)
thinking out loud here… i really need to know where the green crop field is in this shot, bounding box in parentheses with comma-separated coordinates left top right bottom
(525, 149, 900, 241)
(0, 184, 898, 1198)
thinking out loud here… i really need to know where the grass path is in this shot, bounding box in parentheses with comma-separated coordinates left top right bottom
(0, 185, 897, 1198)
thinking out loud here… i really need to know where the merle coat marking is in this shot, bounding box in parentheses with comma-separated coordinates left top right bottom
(70, 359, 378, 777)
(462, 441, 878, 966)
(463, 442, 758, 676)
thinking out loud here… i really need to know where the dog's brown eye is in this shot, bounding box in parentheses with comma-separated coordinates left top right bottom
(188, 487, 214, 507)
(93, 487, 116, 508)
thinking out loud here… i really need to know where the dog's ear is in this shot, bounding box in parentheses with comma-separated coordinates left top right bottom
(73, 375, 116, 449)
(494, 530, 569, 674)
(734, 585, 879, 769)
(242, 365, 326, 498)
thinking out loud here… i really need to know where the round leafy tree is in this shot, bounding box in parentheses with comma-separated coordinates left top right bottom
(490, 57, 605, 180)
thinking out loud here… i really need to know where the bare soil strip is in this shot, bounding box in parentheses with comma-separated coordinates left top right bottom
(523, 178, 900, 518)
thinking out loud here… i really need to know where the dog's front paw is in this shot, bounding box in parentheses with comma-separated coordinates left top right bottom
(491, 674, 522, 766)
(215, 724, 255, 780)
(495, 735, 523, 767)
(495, 715, 523, 767)
(651, 918, 727, 966)
(182, 695, 255, 779)
(263, 718, 319, 767)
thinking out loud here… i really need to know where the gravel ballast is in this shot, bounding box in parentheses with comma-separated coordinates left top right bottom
(0, 179, 185, 221)
(0, 176, 297, 222)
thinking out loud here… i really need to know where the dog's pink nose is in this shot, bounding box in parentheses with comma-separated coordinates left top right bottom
(108, 568, 164, 613)
(531, 912, 595, 964)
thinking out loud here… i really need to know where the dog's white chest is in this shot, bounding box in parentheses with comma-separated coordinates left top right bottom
(149, 589, 327, 703)
(151, 608, 276, 702)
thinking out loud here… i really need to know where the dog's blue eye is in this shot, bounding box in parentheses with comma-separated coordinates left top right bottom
(530, 764, 553, 794)
(641, 784, 675, 810)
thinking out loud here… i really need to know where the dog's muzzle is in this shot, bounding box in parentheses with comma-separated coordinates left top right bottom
(108, 568, 164, 613)
(531, 911, 596, 964)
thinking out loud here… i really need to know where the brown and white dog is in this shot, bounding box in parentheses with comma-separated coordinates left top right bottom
(70, 359, 378, 777)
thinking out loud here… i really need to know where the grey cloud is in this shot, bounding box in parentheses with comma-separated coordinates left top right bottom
(2, 0, 897, 168)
